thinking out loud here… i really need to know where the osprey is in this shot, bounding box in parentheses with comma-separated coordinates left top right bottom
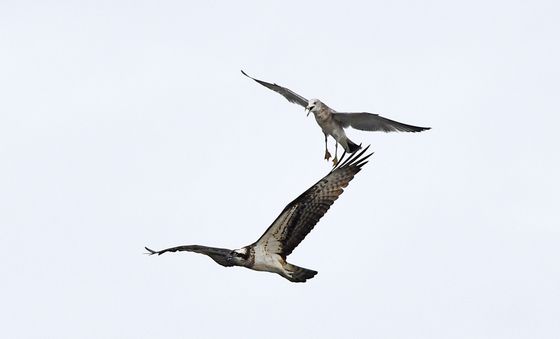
(145, 146, 373, 283)
(241, 70, 430, 165)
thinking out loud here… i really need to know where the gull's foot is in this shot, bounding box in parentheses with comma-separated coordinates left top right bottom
(324, 150, 332, 161)
(332, 156, 339, 167)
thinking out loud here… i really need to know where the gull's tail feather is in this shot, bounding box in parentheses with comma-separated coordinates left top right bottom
(347, 139, 362, 154)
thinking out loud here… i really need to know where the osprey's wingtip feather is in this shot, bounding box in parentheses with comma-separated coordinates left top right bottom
(144, 247, 159, 256)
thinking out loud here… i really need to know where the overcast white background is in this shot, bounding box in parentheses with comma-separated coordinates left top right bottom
(1, 1, 559, 338)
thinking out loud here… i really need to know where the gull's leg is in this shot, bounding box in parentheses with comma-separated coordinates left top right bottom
(324, 134, 331, 161)
(332, 142, 339, 166)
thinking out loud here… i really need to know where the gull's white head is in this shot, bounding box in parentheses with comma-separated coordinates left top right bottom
(305, 99, 323, 117)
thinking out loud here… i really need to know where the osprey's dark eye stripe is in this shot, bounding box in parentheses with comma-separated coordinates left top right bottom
(233, 251, 247, 259)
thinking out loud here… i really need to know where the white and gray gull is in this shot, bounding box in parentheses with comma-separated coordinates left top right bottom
(242, 70, 430, 165)
(146, 147, 373, 283)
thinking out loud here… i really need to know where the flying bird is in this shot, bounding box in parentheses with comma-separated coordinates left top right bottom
(241, 70, 430, 165)
(145, 146, 373, 283)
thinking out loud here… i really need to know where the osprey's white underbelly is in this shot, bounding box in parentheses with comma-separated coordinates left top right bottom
(250, 247, 285, 274)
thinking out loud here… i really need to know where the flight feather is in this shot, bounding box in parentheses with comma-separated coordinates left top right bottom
(253, 146, 372, 256)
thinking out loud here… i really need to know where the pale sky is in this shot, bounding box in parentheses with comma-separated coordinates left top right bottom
(1, 1, 559, 338)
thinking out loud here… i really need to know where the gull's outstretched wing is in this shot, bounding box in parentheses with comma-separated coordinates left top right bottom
(253, 146, 373, 257)
(241, 70, 308, 108)
(332, 112, 431, 133)
(145, 245, 234, 267)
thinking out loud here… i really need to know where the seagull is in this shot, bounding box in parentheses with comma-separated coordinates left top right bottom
(241, 70, 430, 165)
(145, 146, 373, 283)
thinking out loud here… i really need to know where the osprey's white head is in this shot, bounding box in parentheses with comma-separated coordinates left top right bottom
(305, 99, 324, 117)
(231, 247, 250, 265)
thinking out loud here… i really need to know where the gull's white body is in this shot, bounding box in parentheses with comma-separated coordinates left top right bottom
(308, 99, 355, 154)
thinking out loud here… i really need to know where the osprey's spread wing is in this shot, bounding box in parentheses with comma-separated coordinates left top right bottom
(241, 70, 309, 108)
(332, 112, 431, 133)
(253, 146, 373, 257)
(145, 245, 234, 267)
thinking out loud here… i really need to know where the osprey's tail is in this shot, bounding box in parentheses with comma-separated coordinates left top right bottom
(284, 263, 318, 283)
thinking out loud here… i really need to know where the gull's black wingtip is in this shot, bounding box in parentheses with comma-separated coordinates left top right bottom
(241, 70, 249, 77)
(415, 126, 431, 132)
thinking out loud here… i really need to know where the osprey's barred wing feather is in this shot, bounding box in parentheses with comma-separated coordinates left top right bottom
(144, 245, 234, 267)
(332, 112, 431, 133)
(253, 146, 372, 257)
(241, 70, 308, 108)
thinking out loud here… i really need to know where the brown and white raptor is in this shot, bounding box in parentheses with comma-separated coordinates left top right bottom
(145, 147, 373, 283)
